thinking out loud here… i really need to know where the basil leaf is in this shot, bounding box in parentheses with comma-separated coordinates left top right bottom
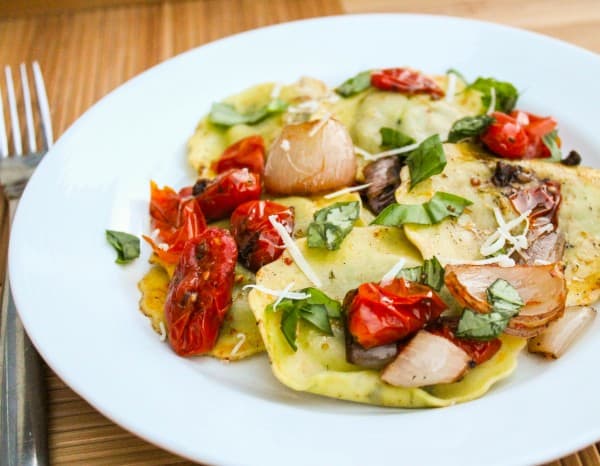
(380, 127, 415, 149)
(447, 115, 495, 143)
(542, 130, 562, 162)
(271, 288, 341, 351)
(406, 134, 446, 190)
(372, 192, 472, 227)
(335, 71, 372, 97)
(209, 99, 287, 126)
(457, 279, 524, 340)
(469, 77, 519, 113)
(307, 201, 360, 251)
(446, 68, 468, 83)
(106, 230, 140, 264)
(397, 256, 444, 291)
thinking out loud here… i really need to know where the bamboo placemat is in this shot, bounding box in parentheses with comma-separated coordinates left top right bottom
(0, 0, 599, 464)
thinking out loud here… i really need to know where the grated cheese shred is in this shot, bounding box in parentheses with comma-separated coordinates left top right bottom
(380, 258, 406, 286)
(159, 322, 167, 342)
(230, 333, 246, 357)
(487, 87, 496, 115)
(268, 215, 323, 287)
(445, 73, 457, 103)
(323, 183, 372, 199)
(308, 112, 331, 137)
(243, 283, 309, 301)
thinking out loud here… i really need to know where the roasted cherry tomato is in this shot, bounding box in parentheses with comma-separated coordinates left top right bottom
(145, 181, 207, 264)
(164, 228, 237, 356)
(346, 278, 447, 349)
(194, 168, 262, 221)
(428, 318, 501, 365)
(230, 200, 294, 272)
(370, 68, 444, 99)
(212, 135, 265, 174)
(481, 111, 558, 159)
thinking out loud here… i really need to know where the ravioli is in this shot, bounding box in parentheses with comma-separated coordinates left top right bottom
(248, 225, 525, 407)
(396, 144, 600, 306)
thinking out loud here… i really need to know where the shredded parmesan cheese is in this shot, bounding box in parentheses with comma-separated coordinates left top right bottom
(487, 87, 496, 115)
(380, 258, 406, 286)
(308, 112, 331, 137)
(158, 322, 167, 342)
(270, 82, 283, 99)
(273, 282, 296, 310)
(354, 146, 374, 159)
(480, 207, 531, 257)
(242, 283, 310, 301)
(354, 142, 421, 161)
(445, 254, 516, 267)
(280, 139, 290, 151)
(230, 333, 246, 357)
(445, 72, 457, 103)
(323, 183, 372, 199)
(268, 215, 323, 287)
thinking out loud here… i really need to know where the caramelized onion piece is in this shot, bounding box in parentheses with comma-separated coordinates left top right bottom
(381, 331, 470, 388)
(264, 118, 356, 195)
(444, 264, 567, 332)
(528, 306, 596, 358)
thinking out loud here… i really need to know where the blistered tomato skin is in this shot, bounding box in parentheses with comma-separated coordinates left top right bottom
(212, 135, 265, 175)
(164, 228, 238, 356)
(230, 200, 295, 272)
(370, 68, 445, 99)
(194, 168, 262, 221)
(346, 278, 447, 349)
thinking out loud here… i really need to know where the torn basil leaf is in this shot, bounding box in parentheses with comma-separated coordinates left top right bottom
(269, 288, 341, 351)
(209, 99, 288, 126)
(307, 201, 360, 251)
(106, 230, 140, 264)
(380, 127, 415, 149)
(468, 77, 519, 113)
(372, 192, 472, 227)
(456, 279, 524, 340)
(406, 134, 446, 190)
(397, 256, 444, 291)
(447, 115, 495, 143)
(335, 71, 372, 97)
(542, 130, 562, 162)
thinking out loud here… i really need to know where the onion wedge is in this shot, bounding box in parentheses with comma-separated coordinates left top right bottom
(444, 264, 566, 333)
(528, 306, 596, 358)
(381, 331, 470, 388)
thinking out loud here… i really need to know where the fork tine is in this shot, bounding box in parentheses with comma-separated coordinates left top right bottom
(4, 66, 22, 156)
(32, 62, 53, 149)
(0, 76, 7, 157)
(20, 63, 37, 154)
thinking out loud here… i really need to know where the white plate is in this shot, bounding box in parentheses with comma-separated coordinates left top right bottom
(10, 14, 600, 466)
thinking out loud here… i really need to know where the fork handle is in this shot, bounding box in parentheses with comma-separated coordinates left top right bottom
(0, 199, 48, 466)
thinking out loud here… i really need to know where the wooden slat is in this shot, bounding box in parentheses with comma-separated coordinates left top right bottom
(1, 0, 599, 465)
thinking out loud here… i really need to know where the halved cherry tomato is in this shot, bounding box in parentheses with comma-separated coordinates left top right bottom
(481, 111, 558, 159)
(212, 135, 265, 174)
(346, 278, 447, 349)
(370, 68, 445, 99)
(428, 318, 501, 365)
(144, 181, 207, 264)
(194, 168, 262, 221)
(230, 200, 294, 272)
(165, 228, 238, 356)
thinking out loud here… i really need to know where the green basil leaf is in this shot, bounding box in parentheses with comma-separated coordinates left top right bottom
(380, 127, 415, 149)
(303, 287, 342, 318)
(446, 68, 468, 83)
(299, 304, 333, 336)
(447, 115, 495, 143)
(406, 134, 446, 190)
(542, 130, 562, 162)
(469, 77, 519, 113)
(280, 307, 300, 351)
(335, 71, 372, 97)
(372, 192, 472, 227)
(106, 230, 140, 264)
(487, 278, 524, 314)
(397, 256, 444, 291)
(307, 201, 360, 251)
(456, 309, 510, 340)
(209, 99, 287, 126)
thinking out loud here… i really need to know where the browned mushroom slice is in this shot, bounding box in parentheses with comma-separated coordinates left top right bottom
(362, 156, 403, 214)
(381, 331, 470, 388)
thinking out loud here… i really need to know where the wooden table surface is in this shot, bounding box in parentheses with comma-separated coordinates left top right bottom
(0, 0, 599, 464)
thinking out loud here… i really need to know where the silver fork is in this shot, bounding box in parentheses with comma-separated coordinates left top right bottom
(0, 62, 53, 466)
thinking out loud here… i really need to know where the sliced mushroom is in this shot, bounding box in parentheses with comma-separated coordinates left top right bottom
(362, 156, 403, 214)
(264, 118, 356, 195)
(346, 341, 399, 370)
(381, 331, 470, 388)
(444, 264, 567, 333)
(515, 230, 565, 265)
(528, 306, 596, 358)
